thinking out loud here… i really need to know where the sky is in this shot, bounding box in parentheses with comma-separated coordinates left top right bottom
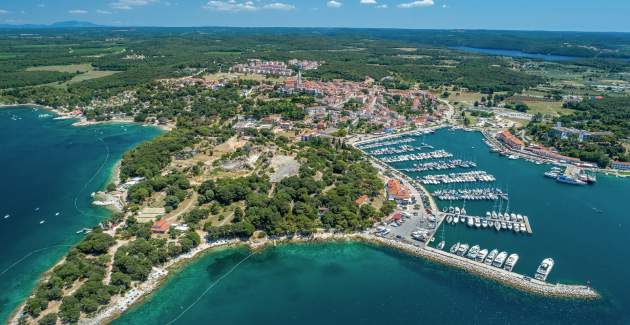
(0, 0, 629, 32)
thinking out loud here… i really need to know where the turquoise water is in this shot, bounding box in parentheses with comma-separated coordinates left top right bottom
(115, 128, 630, 324)
(0, 106, 161, 322)
(450, 46, 579, 61)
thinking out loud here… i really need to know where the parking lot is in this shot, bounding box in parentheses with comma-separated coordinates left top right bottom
(375, 196, 438, 247)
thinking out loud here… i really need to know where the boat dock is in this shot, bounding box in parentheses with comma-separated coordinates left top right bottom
(443, 212, 533, 234)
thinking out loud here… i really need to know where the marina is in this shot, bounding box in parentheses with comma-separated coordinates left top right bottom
(418, 171, 496, 185)
(351, 127, 614, 301)
(431, 188, 508, 201)
(381, 150, 453, 163)
(399, 159, 477, 172)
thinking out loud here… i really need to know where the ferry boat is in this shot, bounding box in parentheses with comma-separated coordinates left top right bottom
(476, 249, 488, 262)
(534, 258, 555, 281)
(492, 251, 508, 268)
(466, 245, 480, 259)
(450, 242, 461, 254)
(485, 249, 499, 265)
(503, 253, 519, 272)
(457, 244, 470, 256)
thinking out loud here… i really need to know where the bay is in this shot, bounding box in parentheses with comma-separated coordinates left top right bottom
(0, 106, 161, 322)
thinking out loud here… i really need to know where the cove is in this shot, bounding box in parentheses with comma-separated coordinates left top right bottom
(0, 106, 161, 322)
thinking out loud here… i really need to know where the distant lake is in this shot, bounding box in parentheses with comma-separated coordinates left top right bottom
(450, 46, 580, 61)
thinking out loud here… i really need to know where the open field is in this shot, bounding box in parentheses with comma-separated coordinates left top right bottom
(27, 64, 120, 86)
(203, 72, 286, 82)
(520, 100, 575, 116)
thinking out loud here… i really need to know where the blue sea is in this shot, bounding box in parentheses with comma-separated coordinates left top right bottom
(0, 106, 161, 322)
(116, 128, 630, 325)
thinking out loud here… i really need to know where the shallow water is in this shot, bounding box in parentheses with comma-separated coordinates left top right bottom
(0, 106, 161, 322)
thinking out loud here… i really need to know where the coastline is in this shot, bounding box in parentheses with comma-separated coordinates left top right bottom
(0, 103, 173, 131)
(76, 231, 600, 325)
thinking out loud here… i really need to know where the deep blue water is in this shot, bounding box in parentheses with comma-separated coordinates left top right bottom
(115, 128, 630, 325)
(0, 106, 161, 322)
(450, 46, 580, 61)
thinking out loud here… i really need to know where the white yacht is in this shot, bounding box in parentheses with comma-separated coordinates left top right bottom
(450, 242, 460, 254)
(485, 249, 498, 265)
(481, 219, 488, 228)
(457, 244, 470, 256)
(535, 258, 555, 281)
(466, 245, 480, 259)
(474, 218, 481, 228)
(504, 253, 519, 272)
(467, 217, 474, 227)
(476, 249, 488, 262)
(492, 251, 508, 268)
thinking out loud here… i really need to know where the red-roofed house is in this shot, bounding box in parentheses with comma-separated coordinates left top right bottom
(386, 179, 412, 204)
(355, 195, 370, 206)
(151, 220, 169, 234)
(497, 130, 525, 150)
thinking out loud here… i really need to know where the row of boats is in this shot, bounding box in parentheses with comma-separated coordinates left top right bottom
(400, 159, 477, 173)
(446, 215, 528, 233)
(369, 145, 416, 155)
(432, 188, 508, 201)
(381, 150, 453, 163)
(418, 171, 496, 185)
(449, 243, 520, 272)
(358, 137, 414, 149)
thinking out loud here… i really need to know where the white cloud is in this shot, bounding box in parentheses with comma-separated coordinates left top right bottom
(97, 9, 113, 14)
(377, 4, 388, 8)
(68, 9, 88, 14)
(0, 9, 9, 14)
(360, 0, 377, 4)
(397, 0, 434, 8)
(204, 1, 295, 12)
(327, 1, 342, 8)
(110, 0, 157, 10)
(263, 2, 296, 10)
(37, 4, 46, 8)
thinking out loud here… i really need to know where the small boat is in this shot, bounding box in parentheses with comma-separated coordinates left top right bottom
(485, 249, 499, 265)
(446, 216, 453, 224)
(507, 223, 513, 230)
(504, 253, 519, 272)
(467, 217, 474, 227)
(453, 216, 459, 224)
(481, 219, 488, 228)
(3, 214, 9, 219)
(450, 242, 461, 254)
(34, 207, 40, 211)
(494, 222, 501, 231)
(39, 220, 46, 224)
(488, 220, 494, 227)
(466, 245, 480, 259)
(437, 241, 445, 250)
(457, 244, 470, 256)
(534, 258, 555, 281)
(474, 218, 481, 228)
(476, 249, 488, 262)
(486, 211, 491, 218)
(55, 212, 61, 216)
(492, 251, 508, 268)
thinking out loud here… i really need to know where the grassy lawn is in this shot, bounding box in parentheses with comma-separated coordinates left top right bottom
(27, 64, 120, 87)
(27, 63, 93, 73)
(522, 100, 575, 116)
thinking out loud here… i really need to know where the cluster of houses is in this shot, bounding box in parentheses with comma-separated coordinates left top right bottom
(231, 59, 294, 76)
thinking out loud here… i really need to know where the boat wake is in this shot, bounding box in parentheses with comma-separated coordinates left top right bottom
(164, 251, 258, 325)
(0, 244, 74, 278)
(73, 137, 110, 219)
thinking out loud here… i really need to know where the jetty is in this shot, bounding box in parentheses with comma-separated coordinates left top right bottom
(361, 234, 599, 299)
